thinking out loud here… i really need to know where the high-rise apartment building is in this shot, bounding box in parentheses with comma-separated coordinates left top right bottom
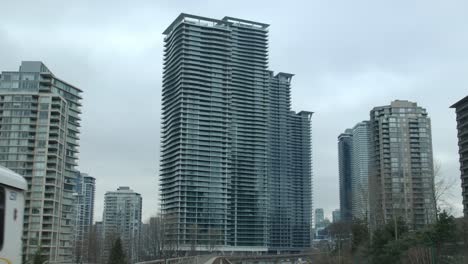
(451, 95, 468, 216)
(102, 187, 142, 264)
(369, 100, 436, 230)
(0, 61, 82, 262)
(160, 14, 312, 252)
(338, 130, 353, 222)
(268, 72, 312, 250)
(72, 172, 95, 262)
(268, 73, 292, 250)
(285, 110, 312, 249)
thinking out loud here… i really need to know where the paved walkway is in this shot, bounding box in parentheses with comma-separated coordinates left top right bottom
(203, 257, 219, 264)
(203, 256, 232, 264)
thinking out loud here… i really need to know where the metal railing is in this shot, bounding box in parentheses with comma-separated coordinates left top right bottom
(135, 254, 215, 264)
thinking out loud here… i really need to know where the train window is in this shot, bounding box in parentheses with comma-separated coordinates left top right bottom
(0, 186, 4, 250)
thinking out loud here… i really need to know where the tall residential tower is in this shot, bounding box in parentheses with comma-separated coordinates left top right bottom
(369, 100, 436, 230)
(0, 61, 82, 262)
(451, 95, 468, 216)
(268, 72, 312, 250)
(159, 14, 313, 252)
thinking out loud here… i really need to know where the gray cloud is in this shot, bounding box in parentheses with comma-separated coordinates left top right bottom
(1, 0, 466, 221)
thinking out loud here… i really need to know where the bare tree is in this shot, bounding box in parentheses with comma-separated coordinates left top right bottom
(86, 224, 102, 264)
(139, 216, 164, 261)
(432, 161, 458, 214)
(160, 214, 181, 258)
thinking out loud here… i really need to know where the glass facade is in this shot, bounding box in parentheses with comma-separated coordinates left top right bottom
(286, 111, 312, 249)
(160, 14, 313, 251)
(268, 73, 291, 250)
(0, 61, 82, 262)
(338, 130, 353, 222)
(338, 122, 371, 222)
(350, 122, 371, 221)
(268, 74, 312, 250)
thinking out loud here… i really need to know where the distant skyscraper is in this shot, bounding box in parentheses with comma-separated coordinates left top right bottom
(332, 210, 341, 223)
(159, 13, 312, 251)
(338, 130, 353, 222)
(451, 95, 468, 217)
(72, 172, 95, 262)
(314, 208, 325, 229)
(339, 122, 371, 222)
(350, 122, 371, 220)
(102, 187, 142, 263)
(0, 61, 82, 262)
(369, 100, 436, 230)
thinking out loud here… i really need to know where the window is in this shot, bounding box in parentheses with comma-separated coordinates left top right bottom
(39, 97, 51, 103)
(39, 111, 48, 119)
(40, 103, 49, 110)
(21, 74, 35, 81)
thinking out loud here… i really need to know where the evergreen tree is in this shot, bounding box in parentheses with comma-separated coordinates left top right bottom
(351, 219, 369, 253)
(107, 238, 127, 264)
(32, 246, 48, 264)
(369, 217, 409, 263)
(432, 210, 457, 245)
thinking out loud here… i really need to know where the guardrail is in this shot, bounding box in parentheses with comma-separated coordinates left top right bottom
(135, 254, 215, 264)
(136, 252, 318, 264)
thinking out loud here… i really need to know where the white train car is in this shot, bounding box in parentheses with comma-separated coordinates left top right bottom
(0, 166, 27, 264)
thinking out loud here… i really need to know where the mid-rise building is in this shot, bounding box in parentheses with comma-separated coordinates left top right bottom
(102, 187, 142, 264)
(0, 61, 82, 262)
(159, 13, 312, 252)
(87, 221, 103, 264)
(332, 209, 341, 223)
(72, 172, 95, 262)
(369, 100, 436, 230)
(338, 131, 353, 222)
(451, 95, 468, 216)
(94, 221, 103, 243)
(314, 208, 325, 229)
(314, 208, 329, 239)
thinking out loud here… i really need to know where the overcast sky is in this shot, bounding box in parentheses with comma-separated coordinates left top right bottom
(1, 0, 467, 221)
